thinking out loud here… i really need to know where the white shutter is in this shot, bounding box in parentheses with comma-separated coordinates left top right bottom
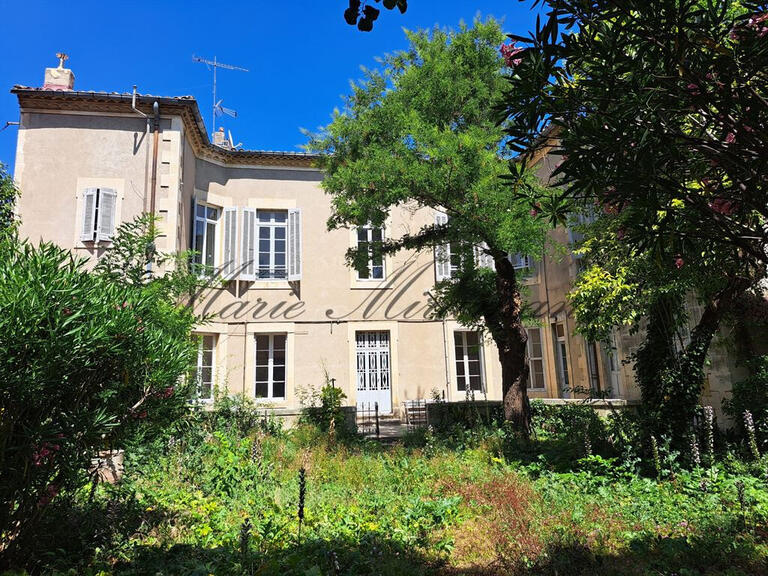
(96, 188, 117, 242)
(222, 207, 238, 278)
(240, 208, 257, 280)
(474, 243, 496, 270)
(434, 211, 451, 281)
(287, 208, 302, 281)
(509, 253, 532, 270)
(80, 188, 98, 242)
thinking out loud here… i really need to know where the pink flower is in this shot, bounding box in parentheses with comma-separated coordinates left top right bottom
(616, 228, 626, 240)
(530, 209, 538, 217)
(686, 83, 700, 96)
(709, 198, 736, 215)
(500, 43, 524, 67)
(163, 386, 175, 398)
(674, 256, 684, 269)
(724, 132, 736, 144)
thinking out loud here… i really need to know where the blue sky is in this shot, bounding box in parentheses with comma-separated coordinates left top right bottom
(0, 1, 542, 171)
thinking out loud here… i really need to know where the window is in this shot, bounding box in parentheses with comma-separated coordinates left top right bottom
(241, 209, 301, 281)
(434, 212, 493, 281)
(193, 334, 216, 402)
(553, 322, 570, 395)
(81, 187, 117, 242)
(454, 331, 484, 393)
(526, 327, 546, 390)
(356, 226, 385, 280)
(193, 203, 220, 273)
(509, 253, 533, 271)
(586, 341, 602, 392)
(255, 334, 286, 399)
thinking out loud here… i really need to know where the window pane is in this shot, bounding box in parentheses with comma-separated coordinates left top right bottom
(469, 375, 482, 391)
(196, 205, 206, 218)
(465, 332, 479, 346)
(256, 366, 269, 383)
(275, 227, 286, 239)
(205, 222, 216, 267)
(207, 207, 218, 220)
(467, 360, 481, 377)
(371, 228, 383, 242)
(273, 365, 285, 383)
(371, 265, 384, 279)
(255, 382, 268, 398)
(272, 381, 285, 398)
(255, 335, 269, 351)
(256, 349, 269, 365)
(275, 240, 285, 253)
(273, 211, 287, 223)
(357, 228, 368, 242)
(273, 348, 285, 365)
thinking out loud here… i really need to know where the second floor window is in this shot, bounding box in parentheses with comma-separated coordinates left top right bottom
(193, 203, 220, 273)
(256, 210, 287, 279)
(356, 226, 385, 280)
(81, 187, 117, 243)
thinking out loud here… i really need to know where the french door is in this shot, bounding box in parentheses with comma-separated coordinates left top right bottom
(355, 331, 392, 414)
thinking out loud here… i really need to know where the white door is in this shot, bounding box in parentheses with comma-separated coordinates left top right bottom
(355, 331, 392, 415)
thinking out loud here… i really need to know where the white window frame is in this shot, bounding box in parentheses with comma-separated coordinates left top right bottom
(526, 327, 547, 390)
(192, 201, 221, 275)
(255, 210, 288, 280)
(80, 187, 118, 243)
(194, 334, 216, 403)
(509, 253, 533, 271)
(254, 333, 287, 400)
(454, 331, 485, 393)
(553, 322, 571, 396)
(585, 340, 602, 393)
(356, 225, 386, 281)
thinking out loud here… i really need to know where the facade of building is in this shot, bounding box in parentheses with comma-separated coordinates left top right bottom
(10, 60, 745, 419)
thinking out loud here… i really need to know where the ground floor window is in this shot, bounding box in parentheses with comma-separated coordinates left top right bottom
(586, 341, 602, 393)
(255, 334, 287, 399)
(454, 331, 484, 393)
(194, 334, 216, 401)
(553, 322, 570, 395)
(526, 327, 546, 390)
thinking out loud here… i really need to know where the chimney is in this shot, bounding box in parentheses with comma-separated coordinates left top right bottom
(213, 126, 229, 148)
(43, 53, 75, 91)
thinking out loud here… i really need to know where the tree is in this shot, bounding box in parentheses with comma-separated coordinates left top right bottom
(0, 215, 201, 564)
(502, 0, 767, 443)
(307, 19, 548, 434)
(343, 0, 408, 31)
(0, 164, 16, 238)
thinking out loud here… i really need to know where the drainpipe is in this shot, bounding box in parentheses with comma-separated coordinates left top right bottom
(131, 86, 150, 212)
(145, 102, 160, 275)
(150, 101, 160, 225)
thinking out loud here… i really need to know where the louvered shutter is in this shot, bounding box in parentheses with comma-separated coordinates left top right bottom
(287, 208, 302, 281)
(96, 188, 117, 242)
(240, 208, 257, 280)
(474, 243, 496, 270)
(434, 212, 451, 281)
(509, 253, 532, 270)
(80, 188, 98, 242)
(222, 207, 238, 278)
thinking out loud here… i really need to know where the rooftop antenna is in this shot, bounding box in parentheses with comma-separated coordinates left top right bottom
(192, 55, 248, 139)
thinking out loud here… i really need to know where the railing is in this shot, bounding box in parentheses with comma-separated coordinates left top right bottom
(356, 401, 380, 438)
(403, 399, 428, 431)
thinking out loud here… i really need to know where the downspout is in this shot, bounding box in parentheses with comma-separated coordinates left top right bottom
(146, 101, 160, 275)
(131, 86, 150, 211)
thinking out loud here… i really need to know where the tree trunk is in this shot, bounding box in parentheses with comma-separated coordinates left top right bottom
(493, 255, 531, 436)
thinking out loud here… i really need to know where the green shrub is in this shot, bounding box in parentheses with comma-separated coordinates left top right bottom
(723, 355, 768, 451)
(0, 216, 200, 563)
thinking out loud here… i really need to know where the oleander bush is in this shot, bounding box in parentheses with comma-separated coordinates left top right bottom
(0, 216, 201, 565)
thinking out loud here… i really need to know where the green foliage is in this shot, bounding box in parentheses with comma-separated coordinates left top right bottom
(343, 0, 407, 32)
(723, 355, 768, 450)
(0, 216, 201, 559)
(0, 164, 17, 239)
(15, 410, 768, 575)
(300, 373, 354, 439)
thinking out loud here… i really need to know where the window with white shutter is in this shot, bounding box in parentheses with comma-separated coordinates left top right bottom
(192, 202, 220, 275)
(241, 208, 257, 280)
(96, 188, 117, 242)
(356, 225, 385, 280)
(474, 243, 496, 270)
(434, 212, 451, 282)
(287, 208, 302, 281)
(222, 207, 238, 278)
(80, 188, 97, 242)
(81, 187, 117, 243)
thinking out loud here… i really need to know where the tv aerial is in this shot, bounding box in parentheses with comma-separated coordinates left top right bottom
(192, 55, 248, 139)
